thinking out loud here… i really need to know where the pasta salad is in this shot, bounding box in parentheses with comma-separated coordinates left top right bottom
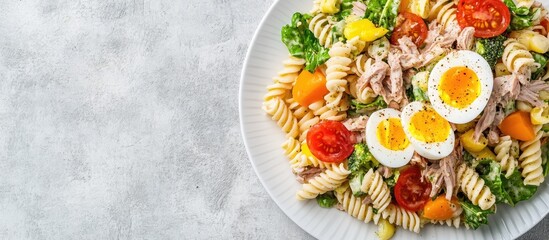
(262, 0, 549, 238)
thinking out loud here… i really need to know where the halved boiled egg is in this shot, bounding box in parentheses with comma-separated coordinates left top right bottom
(366, 108, 414, 167)
(401, 102, 455, 160)
(428, 50, 493, 124)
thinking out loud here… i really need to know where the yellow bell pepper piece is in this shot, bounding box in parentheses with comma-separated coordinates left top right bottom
(471, 147, 497, 160)
(321, 0, 340, 14)
(344, 19, 388, 42)
(401, 0, 430, 19)
(377, 219, 396, 240)
(461, 129, 488, 153)
(455, 121, 476, 133)
(301, 142, 313, 158)
(530, 106, 549, 125)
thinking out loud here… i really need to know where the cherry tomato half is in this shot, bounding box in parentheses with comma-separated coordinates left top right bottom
(390, 12, 428, 47)
(394, 166, 432, 212)
(456, 0, 511, 38)
(306, 121, 354, 163)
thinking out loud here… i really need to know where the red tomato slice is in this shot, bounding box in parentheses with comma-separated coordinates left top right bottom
(456, 0, 511, 38)
(394, 166, 432, 212)
(306, 121, 354, 163)
(390, 12, 428, 47)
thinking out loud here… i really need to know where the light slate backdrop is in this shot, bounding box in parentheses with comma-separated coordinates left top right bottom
(0, 0, 545, 239)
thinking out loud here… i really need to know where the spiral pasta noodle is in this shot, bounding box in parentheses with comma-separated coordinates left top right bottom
(299, 147, 333, 169)
(335, 188, 382, 224)
(428, 0, 458, 32)
(296, 162, 350, 200)
(308, 99, 349, 121)
(360, 169, 392, 213)
(286, 98, 310, 120)
(347, 36, 367, 56)
(298, 112, 320, 141)
(286, 98, 320, 141)
(264, 57, 306, 101)
(310, 0, 321, 14)
(263, 97, 300, 139)
(519, 125, 545, 186)
(351, 54, 372, 77)
(281, 137, 304, 173)
(457, 163, 496, 210)
(380, 204, 421, 233)
(309, 13, 333, 49)
(494, 136, 519, 178)
(348, 74, 377, 104)
(431, 217, 461, 229)
(325, 41, 353, 110)
(502, 39, 537, 74)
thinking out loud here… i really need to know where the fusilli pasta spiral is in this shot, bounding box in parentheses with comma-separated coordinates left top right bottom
(299, 147, 333, 169)
(296, 162, 350, 200)
(309, 13, 333, 48)
(335, 188, 382, 224)
(347, 36, 367, 57)
(286, 98, 320, 141)
(325, 41, 353, 110)
(351, 54, 372, 77)
(360, 168, 392, 213)
(428, 0, 458, 32)
(286, 98, 310, 120)
(494, 136, 519, 178)
(519, 125, 545, 186)
(310, 0, 321, 14)
(381, 204, 421, 233)
(264, 57, 306, 101)
(308, 99, 349, 121)
(502, 38, 538, 74)
(457, 163, 496, 210)
(298, 112, 320, 141)
(263, 97, 300, 139)
(282, 137, 304, 173)
(430, 217, 461, 229)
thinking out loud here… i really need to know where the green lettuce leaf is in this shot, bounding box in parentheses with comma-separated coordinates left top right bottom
(501, 170, 537, 204)
(503, 0, 539, 30)
(364, 0, 400, 31)
(349, 96, 387, 116)
(459, 198, 494, 230)
(543, 142, 549, 177)
(334, 0, 357, 20)
(281, 13, 330, 72)
(532, 52, 548, 80)
(475, 159, 512, 205)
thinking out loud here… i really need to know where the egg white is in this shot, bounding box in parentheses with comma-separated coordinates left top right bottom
(401, 102, 455, 160)
(428, 50, 493, 124)
(365, 108, 414, 168)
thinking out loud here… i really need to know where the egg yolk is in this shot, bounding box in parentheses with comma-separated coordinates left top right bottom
(409, 109, 451, 143)
(438, 66, 481, 109)
(377, 118, 410, 150)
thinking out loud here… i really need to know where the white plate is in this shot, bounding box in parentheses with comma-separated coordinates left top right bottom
(239, 1, 549, 239)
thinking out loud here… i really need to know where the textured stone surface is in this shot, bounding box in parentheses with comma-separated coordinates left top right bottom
(0, 0, 545, 239)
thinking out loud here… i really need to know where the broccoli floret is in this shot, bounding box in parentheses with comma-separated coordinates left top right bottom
(316, 191, 338, 208)
(475, 35, 506, 69)
(348, 143, 379, 196)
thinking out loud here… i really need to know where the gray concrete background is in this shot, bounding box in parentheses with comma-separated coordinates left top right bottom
(0, 0, 545, 239)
